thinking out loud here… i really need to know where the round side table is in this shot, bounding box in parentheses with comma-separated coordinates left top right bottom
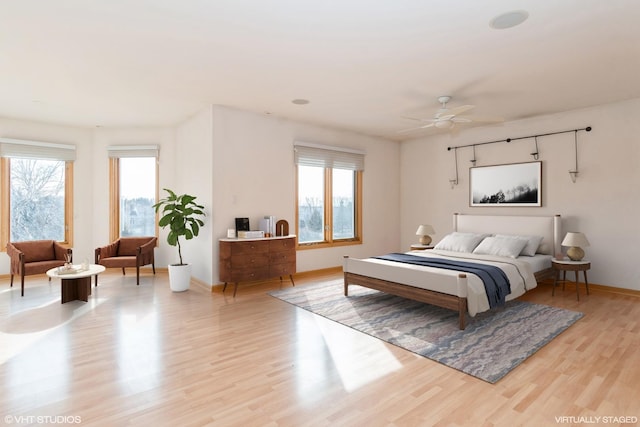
(410, 244, 434, 251)
(551, 259, 591, 301)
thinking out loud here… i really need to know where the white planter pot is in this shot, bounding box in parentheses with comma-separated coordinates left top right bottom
(168, 264, 191, 292)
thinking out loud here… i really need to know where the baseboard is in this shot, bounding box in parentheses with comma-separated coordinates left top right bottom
(210, 266, 343, 292)
(537, 278, 640, 298)
(587, 283, 640, 297)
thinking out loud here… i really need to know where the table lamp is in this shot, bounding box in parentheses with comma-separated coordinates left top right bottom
(416, 224, 435, 245)
(561, 232, 590, 261)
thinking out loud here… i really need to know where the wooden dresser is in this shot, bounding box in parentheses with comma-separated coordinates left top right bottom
(219, 235, 296, 296)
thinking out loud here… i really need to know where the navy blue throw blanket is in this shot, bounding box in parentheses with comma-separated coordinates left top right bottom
(372, 253, 511, 308)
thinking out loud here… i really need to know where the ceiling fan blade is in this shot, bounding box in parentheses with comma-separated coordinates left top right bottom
(450, 117, 473, 123)
(446, 104, 475, 116)
(397, 123, 436, 133)
(458, 115, 504, 123)
(401, 115, 434, 123)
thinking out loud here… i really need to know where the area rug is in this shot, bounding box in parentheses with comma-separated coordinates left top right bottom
(270, 280, 583, 383)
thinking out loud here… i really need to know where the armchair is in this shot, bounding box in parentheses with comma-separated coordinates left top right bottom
(95, 237, 156, 285)
(6, 240, 72, 297)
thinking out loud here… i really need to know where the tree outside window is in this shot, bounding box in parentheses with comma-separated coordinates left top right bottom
(9, 158, 66, 241)
(297, 165, 361, 247)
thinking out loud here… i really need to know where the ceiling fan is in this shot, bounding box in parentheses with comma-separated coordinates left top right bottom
(398, 96, 503, 133)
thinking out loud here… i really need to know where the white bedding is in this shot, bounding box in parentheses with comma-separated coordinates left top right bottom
(346, 249, 538, 317)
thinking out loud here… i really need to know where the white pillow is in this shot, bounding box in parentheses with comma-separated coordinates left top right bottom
(434, 232, 487, 253)
(472, 236, 528, 258)
(494, 234, 544, 257)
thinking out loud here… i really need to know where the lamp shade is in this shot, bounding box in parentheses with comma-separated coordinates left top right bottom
(416, 224, 435, 236)
(561, 232, 590, 248)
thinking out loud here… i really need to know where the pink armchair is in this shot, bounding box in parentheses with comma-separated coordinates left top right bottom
(95, 237, 156, 285)
(6, 240, 72, 296)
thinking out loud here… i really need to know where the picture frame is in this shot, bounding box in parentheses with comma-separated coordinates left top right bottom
(470, 161, 542, 207)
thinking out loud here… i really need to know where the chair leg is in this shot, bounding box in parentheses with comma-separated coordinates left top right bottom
(21, 275, 25, 297)
(152, 262, 156, 275)
(122, 268, 125, 276)
(136, 266, 140, 285)
(10, 274, 13, 287)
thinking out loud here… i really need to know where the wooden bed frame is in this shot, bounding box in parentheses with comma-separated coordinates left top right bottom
(343, 214, 561, 330)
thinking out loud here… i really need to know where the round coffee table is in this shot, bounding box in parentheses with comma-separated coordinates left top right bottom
(46, 264, 106, 304)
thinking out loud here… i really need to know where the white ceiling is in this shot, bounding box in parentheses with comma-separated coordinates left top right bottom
(1, 1, 639, 141)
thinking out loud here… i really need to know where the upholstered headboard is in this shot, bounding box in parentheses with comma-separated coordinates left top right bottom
(453, 213, 561, 256)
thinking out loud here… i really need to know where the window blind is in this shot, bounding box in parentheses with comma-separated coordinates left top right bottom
(0, 137, 76, 161)
(294, 142, 365, 171)
(107, 145, 159, 158)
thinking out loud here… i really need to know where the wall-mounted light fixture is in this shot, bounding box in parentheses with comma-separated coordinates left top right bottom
(449, 147, 459, 189)
(446, 126, 591, 186)
(569, 130, 580, 183)
(531, 136, 540, 160)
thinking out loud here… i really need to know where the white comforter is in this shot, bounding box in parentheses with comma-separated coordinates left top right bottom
(347, 249, 538, 317)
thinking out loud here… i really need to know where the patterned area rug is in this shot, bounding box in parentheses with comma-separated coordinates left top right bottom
(270, 280, 583, 383)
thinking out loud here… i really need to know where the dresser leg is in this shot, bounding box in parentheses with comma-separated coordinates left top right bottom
(222, 282, 227, 292)
(233, 282, 239, 297)
(289, 274, 295, 287)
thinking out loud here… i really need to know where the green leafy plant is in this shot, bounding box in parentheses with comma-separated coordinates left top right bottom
(153, 188, 205, 265)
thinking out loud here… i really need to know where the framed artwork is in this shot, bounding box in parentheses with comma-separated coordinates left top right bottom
(470, 161, 542, 207)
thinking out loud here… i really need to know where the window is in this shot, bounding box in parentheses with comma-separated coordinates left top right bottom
(108, 145, 159, 241)
(0, 138, 75, 248)
(295, 142, 364, 248)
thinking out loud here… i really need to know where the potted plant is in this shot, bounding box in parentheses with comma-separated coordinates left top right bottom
(153, 188, 206, 292)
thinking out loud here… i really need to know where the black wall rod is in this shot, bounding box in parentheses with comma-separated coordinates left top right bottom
(446, 126, 592, 151)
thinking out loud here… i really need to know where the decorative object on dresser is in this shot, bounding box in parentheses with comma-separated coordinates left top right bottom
(415, 224, 435, 245)
(153, 188, 206, 292)
(235, 217, 250, 233)
(275, 219, 289, 236)
(561, 231, 590, 261)
(219, 235, 296, 297)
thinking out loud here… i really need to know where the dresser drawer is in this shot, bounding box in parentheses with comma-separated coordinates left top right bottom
(270, 262, 296, 277)
(230, 240, 269, 255)
(230, 267, 270, 282)
(269, 238, 295, 252)
(269, 251, 295, 264)
(231, 253, 269, 268)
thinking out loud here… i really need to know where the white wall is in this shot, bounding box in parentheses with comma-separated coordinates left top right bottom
(92, 126, 176, 266)
(3, 98, 637, 291)
(401, 97, 640, 290)
(0, 117, 94, 271)
(174, 106, 214, 284)
(209, 106, 401, 283)
(0, 107, 401, 289)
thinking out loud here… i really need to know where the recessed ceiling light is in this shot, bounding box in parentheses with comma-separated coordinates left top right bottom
(489, 10, 529, 30)
(292, 99, 310, 105)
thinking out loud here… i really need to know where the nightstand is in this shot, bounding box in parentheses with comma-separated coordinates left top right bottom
(552, 259, 591, 301)
(410, 244, 434, 251)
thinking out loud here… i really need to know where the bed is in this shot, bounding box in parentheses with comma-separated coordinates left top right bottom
(343, 214, 561, 329)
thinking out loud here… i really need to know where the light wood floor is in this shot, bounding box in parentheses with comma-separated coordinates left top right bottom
(1, 270, 639, 427)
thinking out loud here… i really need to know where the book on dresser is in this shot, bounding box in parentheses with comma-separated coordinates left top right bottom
(219, 235, 296, 297)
